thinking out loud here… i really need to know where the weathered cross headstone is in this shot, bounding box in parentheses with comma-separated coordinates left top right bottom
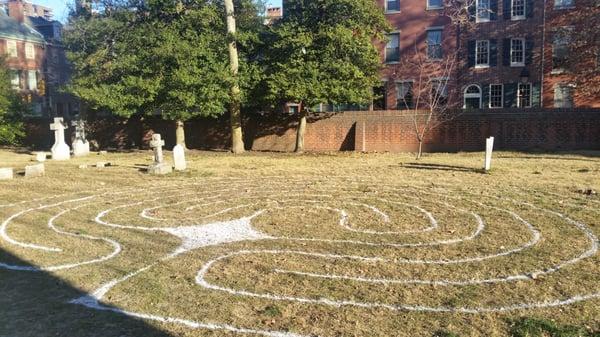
(71, 119, 90, 157)
(172, 144, 186, 171)
(49, 117, 70, 160)
(0, 168, 13, 180)
(484, 136, 494, 171)
(148, 134, 172, 175)
(25, 163, 45, 178)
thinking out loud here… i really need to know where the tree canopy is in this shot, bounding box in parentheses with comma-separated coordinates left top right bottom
(0, 58, 26, 145)
(64, 0, 265, 122)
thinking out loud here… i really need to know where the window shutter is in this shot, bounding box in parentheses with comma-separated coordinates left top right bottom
(503, 39, 511, 66)
(525, 38, 534, 65)
(482, 84, 490, 108)
(468, 40, 476, 67)
(503, 0, 511, 19)
(526, 0, 534, 17)
(490, 0, 498, 20)
(532, 82, 541, 107)
(489, 39, 498, 66)
(504, 83, 517, 107)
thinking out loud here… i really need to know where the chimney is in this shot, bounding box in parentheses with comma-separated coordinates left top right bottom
(7, 0, 25, 23)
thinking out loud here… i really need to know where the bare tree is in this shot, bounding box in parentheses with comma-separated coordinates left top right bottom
(224, 0, 245, 154)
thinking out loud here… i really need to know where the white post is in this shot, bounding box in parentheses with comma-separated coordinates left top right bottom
(484, 136, 494, 171)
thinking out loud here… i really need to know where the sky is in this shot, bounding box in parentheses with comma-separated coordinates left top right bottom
(40, 0, 283, 22)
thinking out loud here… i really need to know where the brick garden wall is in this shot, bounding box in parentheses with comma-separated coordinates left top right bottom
(21, 109, 600, 152)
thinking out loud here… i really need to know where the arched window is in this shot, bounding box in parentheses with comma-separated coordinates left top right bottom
(464, 84, 482, 109)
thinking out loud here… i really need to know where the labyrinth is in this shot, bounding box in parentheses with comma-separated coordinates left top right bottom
(0, 151, 599, 336)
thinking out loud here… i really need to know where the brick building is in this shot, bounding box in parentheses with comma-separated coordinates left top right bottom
(377, 0, 600, 109)
(0, 0, 78, 117)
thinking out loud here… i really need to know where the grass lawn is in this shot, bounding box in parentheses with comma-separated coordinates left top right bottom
(0, 149, 599, 337)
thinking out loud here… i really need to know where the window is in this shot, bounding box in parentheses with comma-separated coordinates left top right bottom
(476, 0, 491, 21)
(396, 81, 413, 109)
(517, 83, 532, 107)
(554, 0, 574, 8)
(373, 82, 387, 110)
(431, 79, 449, 105)
(510, 38, 525, 66)
(25, 43, 34, 59)
(10, 70, 19, 89)
(489, 84, 503, 108)
(385, 33, 400, 63)
(386, 0, 400, 11)
(27, 70, 37, 91)
(427, 29, 443, 59)
(511, 0, 526, 19)
(427, 0, 443, 9)
(552, 28, 571, 72)
(554, 84, 574, 108)
(475, 40, 490, 67)
(6, 40, 17, 58)
(464, 84, 482, 109)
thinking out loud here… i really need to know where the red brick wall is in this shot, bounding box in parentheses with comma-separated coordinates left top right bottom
(21, 109, 600, 152)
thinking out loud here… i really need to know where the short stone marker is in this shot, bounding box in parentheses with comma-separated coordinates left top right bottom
(148, 134, 172, 175)
(484, 136, 494, 171)
(49, 117, 70, 161)
(0, 168, 13, 180)
(25, 163, 45, 178)
(173, 144, 186, 171)
(96, 162, 110, 168)
(34, 152, 47, 162)
(71, 119, 90, 157)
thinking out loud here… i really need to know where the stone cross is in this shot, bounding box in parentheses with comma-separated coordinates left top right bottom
(150, 133, 165, 164)
(484, 136, 494, 171)
(148, 134, 172, 175)
(49, 117, 70, 160)
(71, 118, 90, 157)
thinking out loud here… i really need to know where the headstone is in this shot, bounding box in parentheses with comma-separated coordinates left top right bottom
(96, 162, 110, 168)
(34, 152, 47, 162)
(49, 117, 70, 160)
(484, 136, 494, 171)
(25, 163, 45, 178)
(0, 168, 13, 180)
(71, 119, 90, 157)
(78, 164, 88, 169)
(148, 134, 172, 175)
(98, 151, 107, 155)
(172, 144, 186, 171)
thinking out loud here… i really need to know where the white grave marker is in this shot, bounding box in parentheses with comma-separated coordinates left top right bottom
(49, 118, 70, 160)
(25, 163, 45, 178)
(0, 168, 13, 180)
(72, 119, 90, 157)
(172, 144, 186, 171)
(484, 136, 494, 171)
(148, 134, 172, 175)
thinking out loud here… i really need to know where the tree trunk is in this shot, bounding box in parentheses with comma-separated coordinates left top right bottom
(416, 140, 423, 160)
(224, 0, 245, 154)
(294, 109, 307, 153)
(175, 120, 186, 149)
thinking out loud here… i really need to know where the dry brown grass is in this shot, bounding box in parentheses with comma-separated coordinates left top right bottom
(0, 149, 599, 337)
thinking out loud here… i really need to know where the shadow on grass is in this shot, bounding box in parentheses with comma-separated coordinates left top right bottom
(0, 248, 172, 337)
(401, 162, 485, 174)
(508, 317, 600, 337)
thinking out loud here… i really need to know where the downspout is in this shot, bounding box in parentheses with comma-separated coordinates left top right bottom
(540, 0, 547, 107)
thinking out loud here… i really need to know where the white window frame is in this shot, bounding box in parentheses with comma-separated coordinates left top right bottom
(27, 70, 37, 91)
(475, 40, 490, 67)
(385, 32, 400, 64)
(395, 80, 414, 109)
(427, 0, 444, 10)
(517, 83, 532, 108)
(6, 40, 17, 58)
(511, 0, 526, 20)
(432, 77, 449, 104)
(25, 43, 35, 60)
(426, 27, 444, 60)
(385, 0, 401, 12)
(553, 83, 574, 108)
(476, 0, 491, 22)
(10, 70, 19, 89)
(489, 84, 504, 108)
(554, 0, 574, 9)
(510, 38, 525, 67)
(463, 84, 482, 109)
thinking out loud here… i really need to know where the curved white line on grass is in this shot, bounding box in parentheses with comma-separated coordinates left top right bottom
(340, 201, 438, 234)
(0, 196, 93, 252)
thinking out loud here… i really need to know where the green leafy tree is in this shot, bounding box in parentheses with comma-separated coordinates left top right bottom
(0, 58, 26, 145)
(65, 0, 264, 149)
(264, 0, 389, 152)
